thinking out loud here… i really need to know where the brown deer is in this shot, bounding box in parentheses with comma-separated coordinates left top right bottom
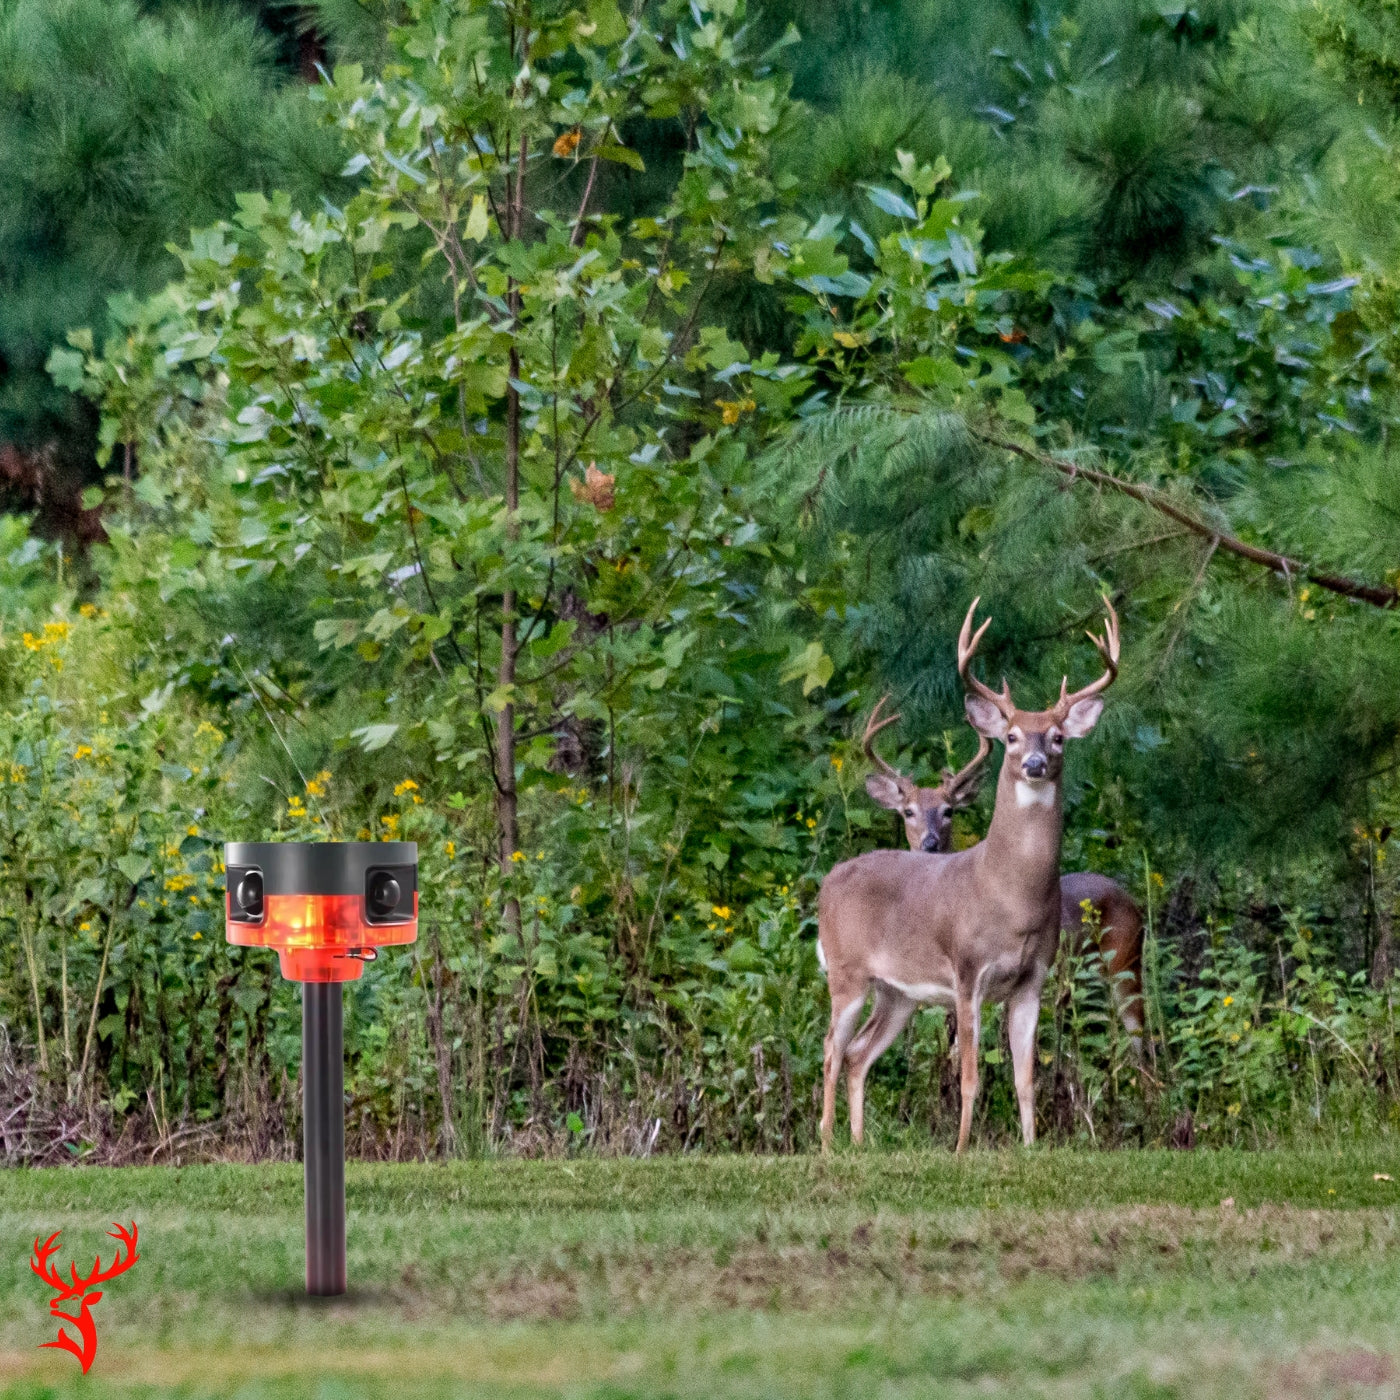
(862, 694, 991, 854)
(861, 697, 1145, 1061)
(819, 595, 1120, 1153)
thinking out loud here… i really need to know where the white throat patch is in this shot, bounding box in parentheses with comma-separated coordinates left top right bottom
(1015, 779, 1056, 809)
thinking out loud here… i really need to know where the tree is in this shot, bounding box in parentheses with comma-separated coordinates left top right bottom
(63, 0, 844, 918)
(0, 0, 342, 532)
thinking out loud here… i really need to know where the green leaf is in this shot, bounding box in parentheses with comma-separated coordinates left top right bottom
(46, 346, 86, 392)
(901, 356, 965, 390)
(117, 854, 150, 886)
(865, 186, 917, 220)
(313, 618, 361, 650)
(352, 723, 400, 752)
(597, 143, 645, 172)
(998, 388, 1036, 426)
(464, 195, 489, 242)
(780, 641, 834, 696)
(584, 0, 628, 44)
(894, 148, 951, 197)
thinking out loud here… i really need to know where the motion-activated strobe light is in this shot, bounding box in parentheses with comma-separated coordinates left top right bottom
(224, 841, 418, 1296)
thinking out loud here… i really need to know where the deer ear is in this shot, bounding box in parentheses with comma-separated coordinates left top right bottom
(865, 773, 904, 809)
(964, 694, 1009, 739)
(1061, 695, 1104, 738)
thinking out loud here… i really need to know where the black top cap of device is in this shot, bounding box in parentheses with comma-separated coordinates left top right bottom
(223, 841, 418, 897)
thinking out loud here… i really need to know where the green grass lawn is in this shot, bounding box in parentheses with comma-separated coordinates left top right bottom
(2, 1147, 1399, 1398)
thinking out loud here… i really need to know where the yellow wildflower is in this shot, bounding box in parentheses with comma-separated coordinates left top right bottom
(380, 814, 399, 834)
(718, 398, 756, 425)
(194, 721, 225, 741)
(806, 817, 817, 830)
(830, 755, 843, 772)
(21, 632, 41, 651)
(393, 778, 419, 797)
(444, 841, 456, 859)
(1223, 996, 1234, 1007)
(187, 824, 199, 837)
(1151, 871, 1165, 887)
(191, 931, 202, 940)
(165, 873, 195, 892)
(73, 745, 93, 761)
(712, 905, 732, 920)
(357, 827, 371, 840)
(79, 603, 97, 618)
(8, 765, 24, 783)
(510, 850, 525, 863)
(42, 621, 69, 642)
(304, 776, 326, 797)
(79, 921, 91, 933)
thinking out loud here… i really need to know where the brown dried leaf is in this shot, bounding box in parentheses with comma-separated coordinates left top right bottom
(569, 461, 615, 511)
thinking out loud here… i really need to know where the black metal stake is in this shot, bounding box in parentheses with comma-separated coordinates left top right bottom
(302, 981, 346, 1296)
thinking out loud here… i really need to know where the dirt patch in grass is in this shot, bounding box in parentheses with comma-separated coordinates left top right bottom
(1272, 1346, 1396, 1397)
(418, 1205, 1400, 1322)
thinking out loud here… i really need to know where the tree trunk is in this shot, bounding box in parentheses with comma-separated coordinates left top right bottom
(496, 128, 528, 936)
(1372, 904, 1396, 988)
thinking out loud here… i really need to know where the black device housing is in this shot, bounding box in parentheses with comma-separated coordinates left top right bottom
(224, 841, 417, 925)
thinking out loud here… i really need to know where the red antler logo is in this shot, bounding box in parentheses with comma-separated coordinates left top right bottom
(29, 1222, 140, 1373)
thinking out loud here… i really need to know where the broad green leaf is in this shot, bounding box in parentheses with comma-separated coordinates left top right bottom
(352, 723, 400, 752)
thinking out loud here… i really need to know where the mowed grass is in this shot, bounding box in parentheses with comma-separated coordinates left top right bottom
(1, 1147, 1399, 1399)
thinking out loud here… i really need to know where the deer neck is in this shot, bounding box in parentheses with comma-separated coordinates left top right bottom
(978, 755, 1064, 904)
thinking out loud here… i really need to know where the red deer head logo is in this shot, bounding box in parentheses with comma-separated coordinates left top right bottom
(29, 1222, 140, 1373)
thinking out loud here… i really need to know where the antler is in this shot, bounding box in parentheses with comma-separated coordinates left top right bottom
(941, 733, 993, 806)
(70, 1223, 139, 1292)
(31, 1231, 76, 1299)
(861, 695, 907, 783)
(1053, 597, 1121, 718)
(957, 597, 1016, 719)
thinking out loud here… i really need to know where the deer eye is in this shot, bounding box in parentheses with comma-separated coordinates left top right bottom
(904, 807, 916, 818)
(1049, 730, 1064, 748)
(1006, 730, 1021, 746)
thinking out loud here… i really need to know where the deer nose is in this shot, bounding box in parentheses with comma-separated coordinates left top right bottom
(921, 832, 942, 853)
(1022, 753, 1047, 779)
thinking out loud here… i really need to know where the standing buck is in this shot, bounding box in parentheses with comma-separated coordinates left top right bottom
(861, 697, 1145, 1072)
(819, 596, 1121, 1152)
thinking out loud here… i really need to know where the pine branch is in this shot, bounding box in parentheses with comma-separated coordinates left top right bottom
(974, 430, 1400, 610)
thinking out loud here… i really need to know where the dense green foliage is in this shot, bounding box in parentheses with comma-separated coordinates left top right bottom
(5, 0, 1400, 1160)
(4, 1154, 1400, 1397)
(0, 0, 342, 523)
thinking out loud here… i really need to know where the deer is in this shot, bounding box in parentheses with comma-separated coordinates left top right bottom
(818, 595, 1120, 1154)
(29, 1222, 140, 1374)
(861, 695, 1145, 1059)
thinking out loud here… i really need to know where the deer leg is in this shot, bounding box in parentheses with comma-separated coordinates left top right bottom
(1007, 987, 1043, 1146)
(1103, 934, 1145, 1060)
(821, 992, 867, 1153)
(846, 990, 916, 1146)
(954, 992, 981, 1154)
